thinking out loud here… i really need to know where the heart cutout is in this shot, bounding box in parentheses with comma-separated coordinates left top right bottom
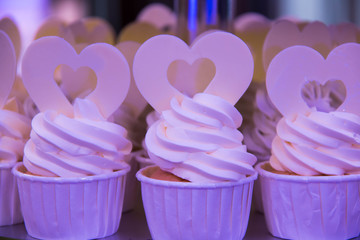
(167, 58, 215, 97)
(301, 79, 346, 112)
(263, 20, 333, 72)
(266, 43, 360, 119)
(22, 36, 130, 119)
(133, 31, 254, 112)
(57, 65, 97, 102)
(0, 30, 16, 109)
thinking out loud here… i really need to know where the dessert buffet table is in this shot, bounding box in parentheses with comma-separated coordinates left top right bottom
(0, 207, 275, 240)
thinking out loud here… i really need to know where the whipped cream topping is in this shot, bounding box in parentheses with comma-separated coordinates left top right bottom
(24, 98, 132, 177)
(270, 110, 360, 175)
(243, 85, 282, 162)
(0, 99, 31, 165)
(145, 93, 256, 182)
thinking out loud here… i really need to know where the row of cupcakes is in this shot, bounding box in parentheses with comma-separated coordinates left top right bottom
(0, 5, 359, 240)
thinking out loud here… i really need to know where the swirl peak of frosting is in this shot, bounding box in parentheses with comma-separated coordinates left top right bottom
(145, 93, 256, 183)
(270, 110, 360, 176)
(24, 98, 132, 177)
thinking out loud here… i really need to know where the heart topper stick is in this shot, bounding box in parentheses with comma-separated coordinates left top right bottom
(133, 31, 254, 113)
(0, 30, 16, 109)
(263, 20, 333, 72)
(266, 43, 360, 120)
(115, 41, 148, 118)
(137, 3, 176, 33)
(22, 36, 130, 119)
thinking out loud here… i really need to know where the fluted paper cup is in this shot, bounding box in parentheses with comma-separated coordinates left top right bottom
(0, 161, 23, 226)
(12, 162, 130, 240)
(137, 166, 257, 240)
(122, 152, 140, 212)
(256, 161, 360, 240)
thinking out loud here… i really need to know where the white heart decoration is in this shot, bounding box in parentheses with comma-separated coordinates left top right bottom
(266, 43, 360, 119)
(133, 31, 254, 112)
(0, 30, 16, 108)
(0, 17, 21, 63)
(68, 17, 116, 45)
(136, 3, 176, 32)
(115, 41, 148, 117)
(329, 22, 358, 46)
(34, 18, 75, 45)
(263, 20, 333, 71)
(22, 36, 130, 119)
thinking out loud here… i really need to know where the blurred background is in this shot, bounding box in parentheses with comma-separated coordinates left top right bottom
(0, 0, 359, 55)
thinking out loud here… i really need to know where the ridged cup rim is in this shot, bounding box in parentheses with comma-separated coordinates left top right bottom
(0, 160, 17, 169)
(12, 162, 130, 183)
(256, 161, 360, 183)
(136, 165, 258, 189)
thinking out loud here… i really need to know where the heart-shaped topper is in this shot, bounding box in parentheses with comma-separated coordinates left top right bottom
(233, 12, 270, 32)
(34, 17, 75, 45)
(115, 41, 148, 118)
(117, 22, 162, 44)
(133, 31, 254, 113)
(0, 16, 21, 63)
(329, 22, 359, 46)
(233, 13, 271, 82)
(22, 36, 130, 119)
(0, 30, 16, 109)
(266, 43, 360, 120)
(68, 17, 116, 46)
(137, 3, 176, 34)
(263, 20, 333, 71)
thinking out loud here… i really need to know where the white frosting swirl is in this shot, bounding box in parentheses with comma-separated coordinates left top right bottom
(270, 111, 360, 175)
(145, 93, 256, 182)
(24, 98, 132, 177)
(0, 102, 31, 164)
(243, 85, 281, 162)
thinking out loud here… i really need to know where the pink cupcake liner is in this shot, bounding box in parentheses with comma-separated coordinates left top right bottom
(256, 161, 360, 240)
(0, 161, 23, 226)
(137, 166, 257, 240)
(12, 162, 130, 240)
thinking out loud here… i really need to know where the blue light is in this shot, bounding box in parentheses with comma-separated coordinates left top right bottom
(188, 0, 197, 31)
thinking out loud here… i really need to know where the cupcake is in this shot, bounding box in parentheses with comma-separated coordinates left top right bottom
(257, 43, 360, 239)
(243, 20, 341, 212)
(133, 31, 257, 240)
(0, 30, 31, 226)
(12, 36, 132, 239)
